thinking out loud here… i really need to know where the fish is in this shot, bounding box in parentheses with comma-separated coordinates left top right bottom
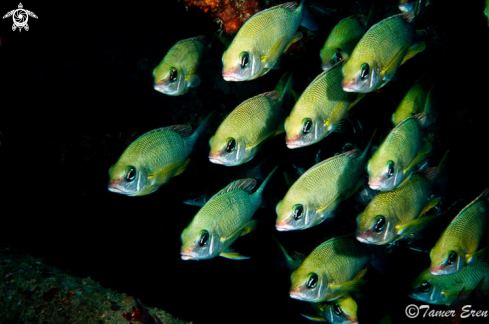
(284, 62, 363, 149)
(276, 132, 374, 231)
(391, 74, 436, 126)
(301, 294, 358, 323)
(209, 74, 290, 166)
(153, 36, 206, 96)
(356, 168, 440, 245)
(180, 166, 277, 260)
(367, 113, 431, 192)
(289, 235, 370, 303)
(398, 0, 430, 15)
(108, 113, 212, 196)
(429, 189, 489, 275)
(486, 0, 489, 27)
(410, 258, 489, 306)
(222, 0, 317, 82)
(320, 15, 367, 71)
(342, 13, 425, 93)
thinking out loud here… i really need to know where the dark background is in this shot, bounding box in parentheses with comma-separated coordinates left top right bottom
(1, 0, 489, 323)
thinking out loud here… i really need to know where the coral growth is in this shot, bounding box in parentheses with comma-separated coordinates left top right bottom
(182, 0, 261, 33)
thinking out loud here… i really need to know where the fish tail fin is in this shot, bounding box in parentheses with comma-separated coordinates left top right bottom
(274, 72, 294, 103)
(272, 236, 303, 271)
(360, 128, 377, 161)
(255, 165, 279, 197)
(191, 110, 216, 143)
(301, 1, 318, 31)
(418, 150, 449, 196)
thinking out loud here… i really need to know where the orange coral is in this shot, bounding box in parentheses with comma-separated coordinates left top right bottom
(182, 0, 261, 34)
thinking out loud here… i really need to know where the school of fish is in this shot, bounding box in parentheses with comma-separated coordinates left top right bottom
(107, 0, 489, 322)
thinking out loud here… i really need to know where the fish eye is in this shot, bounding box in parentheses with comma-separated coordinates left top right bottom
(447, 250, 457, 266)
(199, 230, 209, 246)
(293, 204, 303, 220)
(169, 67, 178, 83)
(419, 281, 431, 292)
(126, 166, 136, 182)
(307, 273, 318, 289)
(302, 118, 312, 134)
(386, 160, 395, 178)
(374, 215, 385, 232)
(333, 303, 343, 316)
(240, 52, 249, 68)
(360, 63, 370, 81)
(335, 48, 343, 61)
(226, 138, 236, 153)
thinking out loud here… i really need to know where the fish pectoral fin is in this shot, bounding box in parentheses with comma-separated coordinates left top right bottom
(381, 45, 409, 81)
(401, 41, 426, 65)
(174, 159, 191, 176)
(301, 314, 327, 322)
(467, 246, 489, 264)
(419, 198, 439, 216)
(396, 214, 438, 237)
(284, 32, 303, 53)
(353, 268, 368, 280)
(247, 132, 275, 148)
(219, 220, 257, 244)
(405, 140, 433, 175)
(220, 248, 250, 260)
(329, 277, 366, 298)
(188, 74, 201, 88)
(274, 122, 285, 136)
(239, 220, 257, 236)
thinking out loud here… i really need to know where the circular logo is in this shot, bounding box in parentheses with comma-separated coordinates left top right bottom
(406, 304, 420, 318)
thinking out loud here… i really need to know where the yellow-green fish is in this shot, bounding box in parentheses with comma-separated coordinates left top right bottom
(290, 235, 370, 303)
(391, 74, 436, 126)
(180, 167, 277, 260)
(153, 36, 206, 96)
(302, 294, 358, 323)
(222, 0, 317, 82)
(276, 134, 373, 231)
(108, 114, 211, 196)
(320, 15, 367, 71)
(285, 62, 363, 149)
(356, 169, 439, 245)
(342, 13, 425, 93)
(209, 74, 290, 166)
(430, 189, 489, 275)
(410, 258, 489, 306)
(367, 113, 431, 192)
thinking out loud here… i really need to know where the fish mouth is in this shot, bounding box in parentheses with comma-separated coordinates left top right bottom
(180, 253, 196, 261)
(356, 234, 371, 243)
(222, 70, 241, 81)
(286, 142, 302, 149)
(209, 156, 225, 165)
(342, 80, 358, 92)
(289, 292, 304, 300)
(108, 185, 125, 194)
(430, 265, 444, 275)
(276, 223, 294, 231)
(368, 181, 383, 190)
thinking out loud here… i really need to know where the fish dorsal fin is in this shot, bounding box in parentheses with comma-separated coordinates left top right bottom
(400, 12, 416, 24)
(350, 14, 367, 26)
(307, 149, 362, 173)
(417, 167, 439, 182)
(214, 178, 257, 198)
(256, 91, 281, 101)
(141, 125, 193, 138)
(277, 1, 299, 12)
(176, 35, 207, 46)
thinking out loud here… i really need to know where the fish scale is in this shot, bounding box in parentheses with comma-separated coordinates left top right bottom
(233, 2, 303, 62)
(358, 173, 432, 229)
(123, 128, 195, 174)
(411, 259, 489, 305)
(292, 236, 370, 293)
(212, 92, 281, 148)
(154, 37, 204, 80)
(369, 115, 424, 175)
(357, 15, 412, 68)
(433, 190, 489, 258)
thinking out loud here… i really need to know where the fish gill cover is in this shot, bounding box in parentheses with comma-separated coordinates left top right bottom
(1, 0, 489, 323)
